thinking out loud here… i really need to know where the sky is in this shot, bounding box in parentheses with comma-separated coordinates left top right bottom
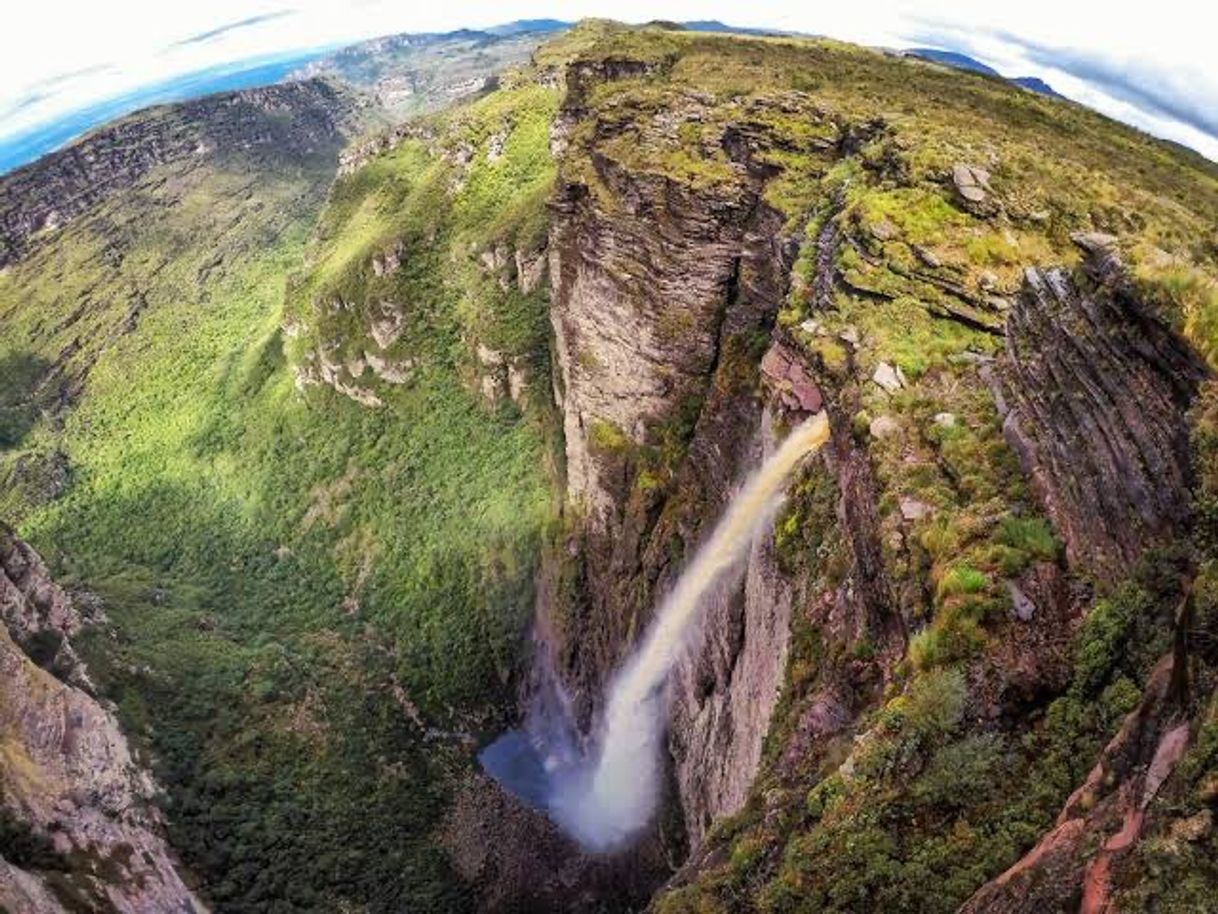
(2, 0, 1216, 162)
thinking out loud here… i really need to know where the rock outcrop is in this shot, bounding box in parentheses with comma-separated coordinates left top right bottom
(0, 79, 357, 267)
(992, 241, 1208, 572)
(0, 526, 204, 914)
(541, 59, 900, 862)
(961, 653, 1192, 914)
(0, 528, 91, 688)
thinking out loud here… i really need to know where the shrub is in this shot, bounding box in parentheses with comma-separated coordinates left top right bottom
(995, 516, 1058, 561)
(1072, 584, 1151, 696)
(936, 564, 988, 602)
(903, 668, 967, 738)
(912, 734, 1008, 809)
(588, 418, 632, 453)
(909, 616, 986, 671)
(909, 626, 943, 671)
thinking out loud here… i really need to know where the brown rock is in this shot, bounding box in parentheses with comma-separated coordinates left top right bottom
(991, 262, 1207, 572)
(872, 362, 904, 393)
(869, 415, 900, 439)
(0, 528, 206, 913)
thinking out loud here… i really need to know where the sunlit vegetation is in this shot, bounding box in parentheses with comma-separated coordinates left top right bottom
(4, 18, 1218, 912)
(0, 58, 564, 912)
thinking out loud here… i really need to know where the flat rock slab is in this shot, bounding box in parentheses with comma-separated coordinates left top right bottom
(761, 341, 823, 413)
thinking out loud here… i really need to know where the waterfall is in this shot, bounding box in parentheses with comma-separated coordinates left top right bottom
(481, 413, 831, 851)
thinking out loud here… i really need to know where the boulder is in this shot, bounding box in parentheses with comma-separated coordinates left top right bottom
(952, 163, 991, 204)
(370, 302, 405, 349)
(1069, 231, 1124, 286)
(508, 361, 530, 406)
(760, 342, 822, 413)
(515, 248, 547, 294)
(912, 244, 941, 268)
(869, 415, 900, 439)
(760, 344, 792, 381)
(477, 343, 506, 367)
(366, 352, 413, 384)
(870, 219, 898, 242)
(371, 242, 403, 278)
(1007, 580, 1036, 622)
(899, 497, 932, 521)
(486, 127, 509, 162)
(872, 362, 905, 393)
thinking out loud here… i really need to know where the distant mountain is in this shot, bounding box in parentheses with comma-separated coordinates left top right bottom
(485, 19, 570, 36)
(907, 47, 1059, 97)
(0, 51, 331, 176)
(290, 24, 563, 121)
(907, 48, 1000, 76)
(679, 19, 791, 36)
(1012, 75, 1064, 97)
(0, 20, 570, 178)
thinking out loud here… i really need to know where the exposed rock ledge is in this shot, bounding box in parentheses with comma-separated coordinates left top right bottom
(990, 241, 1208, 573)
(0, 525, 205, 914)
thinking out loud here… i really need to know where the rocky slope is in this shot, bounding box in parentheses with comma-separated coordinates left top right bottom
(511, 24, 1218, 914)
(0, 526, 205, 914)
(0, 79, 357, 268)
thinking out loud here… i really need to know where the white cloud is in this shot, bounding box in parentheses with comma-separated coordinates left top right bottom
(1, 0, 1215, 159)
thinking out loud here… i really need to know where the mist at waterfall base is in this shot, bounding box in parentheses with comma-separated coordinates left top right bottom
(480, 414, 831, 852)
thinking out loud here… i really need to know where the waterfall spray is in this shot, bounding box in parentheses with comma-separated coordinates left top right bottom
(481, 413, 831, 850)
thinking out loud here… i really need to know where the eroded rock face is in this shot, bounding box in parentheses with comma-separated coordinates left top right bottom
(668, 411, 804, 841)
(518, 56, 917, 887)
(1, 525, 99, 696)
(992, 247, 1208, 572)
(546, 149, 792, 857)
(0, 527, 205, 914)
(549, 170, 758, 524)
(0, 80, 356, 268)
(961, 655, 1191, 914)
(760, 342, 823, 414)
(951, 162, 991, 205)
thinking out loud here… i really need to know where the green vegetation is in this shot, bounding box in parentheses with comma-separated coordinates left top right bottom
(656, 566, 1182, 914)
(0, 58, 563, 912)
(4, 19, 1218, 913)
(0, 351, 54, 449)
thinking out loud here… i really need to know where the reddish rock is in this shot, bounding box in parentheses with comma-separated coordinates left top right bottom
(789, 371, 823, 412)
(760, 344, 792, 381)
(760, 342, 823, 414)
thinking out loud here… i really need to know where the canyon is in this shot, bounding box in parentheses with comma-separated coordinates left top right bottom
(2, 18, 1218, 914)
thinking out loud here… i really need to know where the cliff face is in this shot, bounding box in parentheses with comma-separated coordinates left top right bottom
(0, 79, 356, 267)
(514, 25, 1218, 914)
(0, 526, 204, 914)
(993, 238, 1209, 574)
(544, 55, 901, 854)
(956, 244, 1209, 913)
